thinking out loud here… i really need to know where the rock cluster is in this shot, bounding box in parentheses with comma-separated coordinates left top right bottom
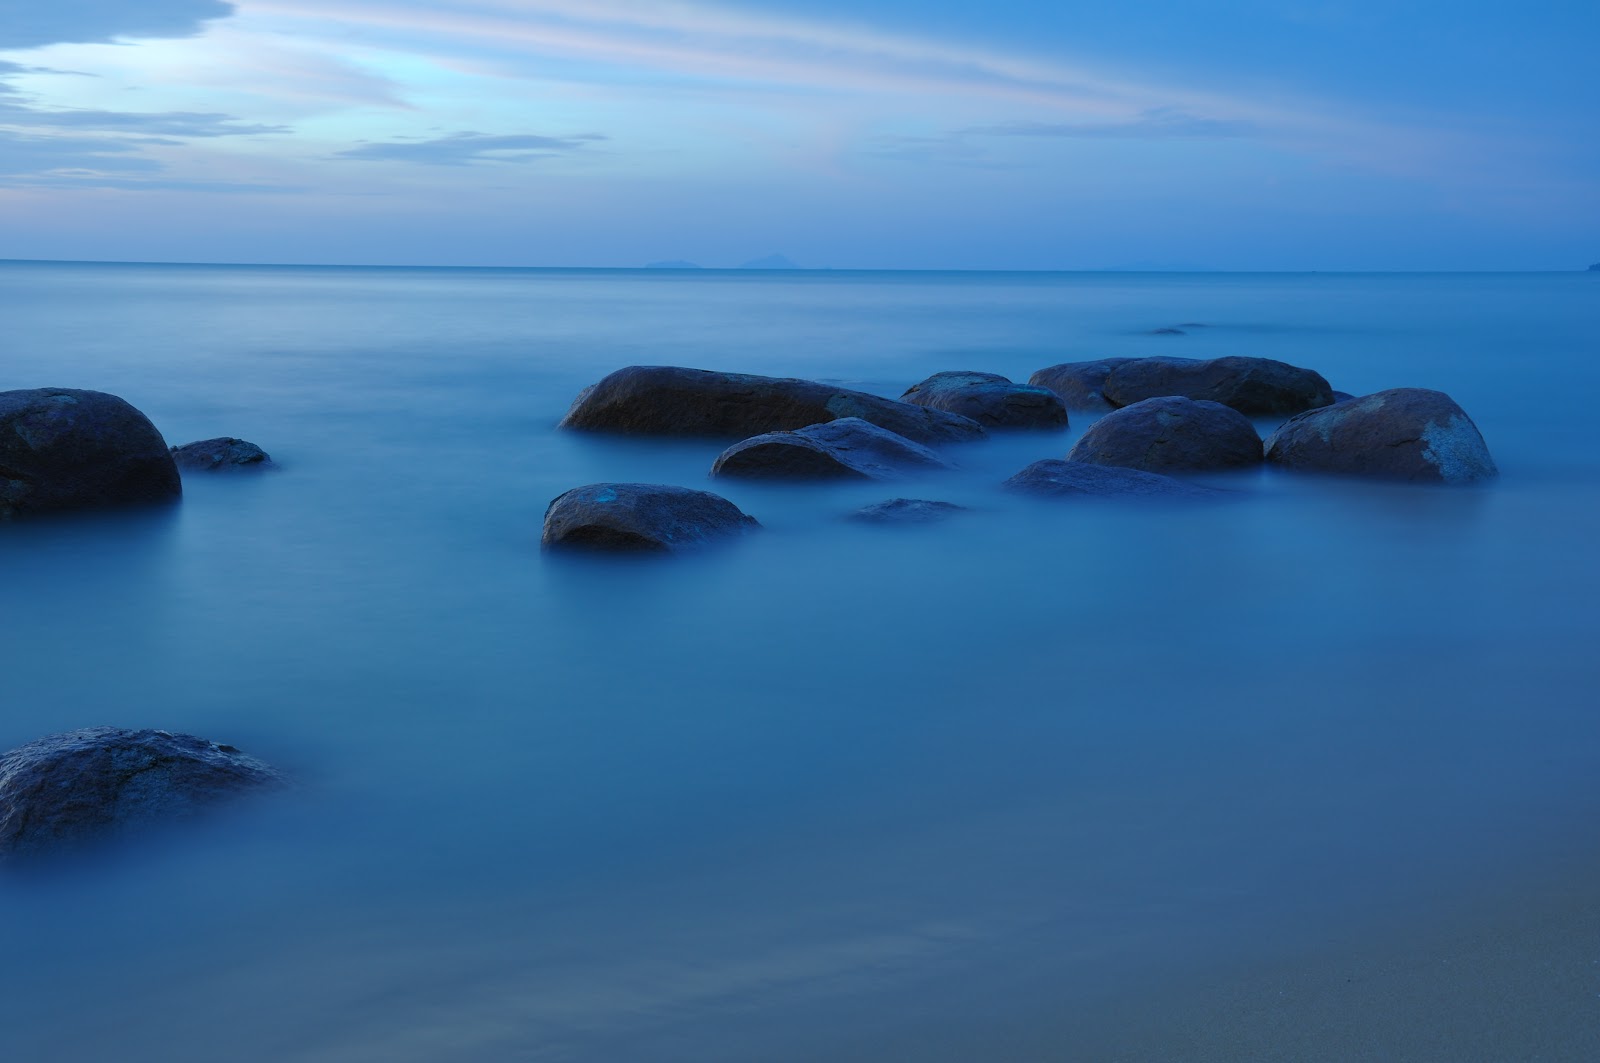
(900, 371, 1068, 430)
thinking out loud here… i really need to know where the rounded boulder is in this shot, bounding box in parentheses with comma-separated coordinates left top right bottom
(1101, 356, 1334, 415)
(711, 418, 950, 480)
(171, 437, 272, 471)
(900, 371, 1068, 430)
(1067, 396, 1262, 473)
(1, 388, 181, 518)
(542, 483, 759, 552)
(1264, 388, 1497, 484)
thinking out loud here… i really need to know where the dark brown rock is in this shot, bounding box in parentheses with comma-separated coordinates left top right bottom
(1101, 356, 1334, 415)
(542, 483, 759, 552)
(900, 371, 1068, 430)
(1067, 396, 1262, 473)
(711, 417, 951, 481)
(171, 437, 271, 471)
(1, 388, 181, 519)
(1028, 359, 1134, 412)
(1264, 388, 1496, 484)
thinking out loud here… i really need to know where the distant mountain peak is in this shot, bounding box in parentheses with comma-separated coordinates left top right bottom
(739, 253, 800, 270)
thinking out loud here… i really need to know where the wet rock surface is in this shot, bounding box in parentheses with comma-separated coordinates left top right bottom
(559, 366, 985, 446)
(171, 437, 272, 471)
(0, 728, 282, 864)
(1067, 396, 1263, 473)
(850, 498, 969, 523)
(1003, 459, 1222, 499)
(900, 371, 1068, 430)
(1101, 355, 1334, 414)
(712, 418, 950, 481)
(0, 388, 181, 518)
(1028, 359, 1135, 412)
(1265, 388, 1497, 484)
(542, 483, 759, 552)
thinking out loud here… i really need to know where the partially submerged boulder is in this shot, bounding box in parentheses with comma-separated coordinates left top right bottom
(1264, 388, 1497, 484)
(1068, 396, 1263, 473)
(0, 728, 282, 864)
(711, 417, 950, 480)
(542, 483, 759, 552)
(900, 371, 1068, 430)
(1003, 459, 1222, 499)
(560, 366, 985, 446)
(0, 388, 181, 519)
(1028, 359, 1134, 412)
(171, 437, 271, 471)
(1101, 356, 1334, 415)
(850, 498, 969, 523)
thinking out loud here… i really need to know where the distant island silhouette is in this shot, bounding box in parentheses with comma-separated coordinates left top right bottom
(1588, 262, 1600, 271)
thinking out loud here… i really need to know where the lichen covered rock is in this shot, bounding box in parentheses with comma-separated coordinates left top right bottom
(1264, 388, 1497, 483)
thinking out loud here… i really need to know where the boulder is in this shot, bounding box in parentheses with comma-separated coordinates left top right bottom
(900, 371, 1068, 430)
(850, 498, 968, 523)
(711, 417, 950, 480)
(559, 366, 985, 446)
(0, 388, 181, 519)
(1068, 396, 1262, 473)
(1003, 460, 1222, 499)
(1264, 388, 1497, 484)
(542, 483, 758, 552)
(1028, 358, 1135, 412)
(1101, 355, 1335, 414)
(0, 728, 282, 864)
(171, 437, 271, 471)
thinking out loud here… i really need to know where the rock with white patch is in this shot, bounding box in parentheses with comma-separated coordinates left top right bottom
(711, 418, 951, 480)
(1264, 388, 1496, 483)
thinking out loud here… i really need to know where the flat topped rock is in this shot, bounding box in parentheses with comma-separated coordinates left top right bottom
(850, 498, 969, 523)
(542, 483, 759, 552)
(1, 388, 181, 519)
(560, 366, 985, 446)
(1028, 359, 1135, 412)
(900, 371, 1068, 430)
(1102, 355, 1334, 415)
(0, 727, 282, 864)
(712, 417, 950, 480)
(1265, 388, 1497, 484)
(171, 437, 272, 471)
(1003, 459, 1222, 499)
(1068, 395, 1263, 473)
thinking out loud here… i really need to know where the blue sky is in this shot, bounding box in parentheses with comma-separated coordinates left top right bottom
(1, 0, 1595, 269)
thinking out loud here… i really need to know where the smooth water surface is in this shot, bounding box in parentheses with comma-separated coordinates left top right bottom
(1, 264, 1597, 1060)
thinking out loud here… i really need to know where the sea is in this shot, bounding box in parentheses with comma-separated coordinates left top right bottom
(1, 262, 1596, 1061)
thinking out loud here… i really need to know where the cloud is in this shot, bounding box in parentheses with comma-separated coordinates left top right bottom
(0, 100, 286, 137)
(960, 107, 1256, 140)
(334, 131, 606, 166)
(0, 0, 235, 50)
(0, 129, 162, 177)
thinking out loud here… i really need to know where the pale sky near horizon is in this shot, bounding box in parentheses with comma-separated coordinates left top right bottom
(1, 0, 1595, 270)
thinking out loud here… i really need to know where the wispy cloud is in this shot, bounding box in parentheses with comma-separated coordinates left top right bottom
(0, 0, 235, 50)
(960, 107, 1255, 140)
(335, 131, 605, 166)
(0, 129, 162, 176)
(0, 101, 286, 137)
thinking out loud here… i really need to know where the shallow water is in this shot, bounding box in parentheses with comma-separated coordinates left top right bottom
(1, 263, 1597, 1060)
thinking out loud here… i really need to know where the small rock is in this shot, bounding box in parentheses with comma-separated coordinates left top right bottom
(1102, 355, 1335, 414)
(1068, 396, 1263, 473)
(1264, 388, 1497, 484)
(850, 498, 969, 523)
(1028, 359, 1135, 412)
(712, 417, 950, 480)
(0, 388, 181, 519)
(0, 727, 282, 864)
(171, 437, 272, 471)
(542, 483, 759, 552)
(1003, 460, 1222, 499)
(1148, 327, 1187, 336)
(900, 371, 1068, 430)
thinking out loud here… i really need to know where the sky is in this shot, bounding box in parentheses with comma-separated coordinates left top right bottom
(0, 0, 1595, 270)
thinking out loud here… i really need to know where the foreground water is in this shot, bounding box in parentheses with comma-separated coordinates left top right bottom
(1, 263, 1596, 1060)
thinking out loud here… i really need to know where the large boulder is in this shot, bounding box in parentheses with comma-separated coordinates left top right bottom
(850, 498, 969, 523)
(1068, 396, 1262, 473)
(542, 483, 758, 552)
(1028, 359, 1134, 411)
(559, 366, 985, 446)
(0, 388, 181, 518)
(900, 371, 1068, 430)
(1101, 356, 1334, 414)
(1264, 388, 1497, 484)
(1003, 459, 1222, 499)
(711, 417, 950, 480)
(171, 437, 271, 471)
(0, 728, 282, 864)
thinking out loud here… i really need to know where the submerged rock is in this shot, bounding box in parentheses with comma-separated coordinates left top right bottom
(850, 498, 969, 523)
(1101, 355, 1335, 415)
(1003, 459, 1222, 499)
(0, 728, 282, 864)
(0, 388, 181, 519)
(1068, 396, 1263, 473)
(560, 366, 985, 446)
(1264, 388, 1497, 484)
(171, 437, 272, 471)
(1028, 358, 1134, 411)
(711, 417, 950, 480)
(542, 483, 759, 552)
(900, 371, 1068, 430)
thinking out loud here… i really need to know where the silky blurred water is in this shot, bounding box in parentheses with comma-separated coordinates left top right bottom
(1, 263, 1596, 1061)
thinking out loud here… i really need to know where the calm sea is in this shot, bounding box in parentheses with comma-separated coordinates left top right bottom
(1, 262, 1596, 1061)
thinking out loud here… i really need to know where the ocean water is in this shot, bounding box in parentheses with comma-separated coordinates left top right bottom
(1, 262, 1596, 1061)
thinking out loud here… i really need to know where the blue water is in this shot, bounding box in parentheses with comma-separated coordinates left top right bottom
(1, 263, 1597, 1060)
